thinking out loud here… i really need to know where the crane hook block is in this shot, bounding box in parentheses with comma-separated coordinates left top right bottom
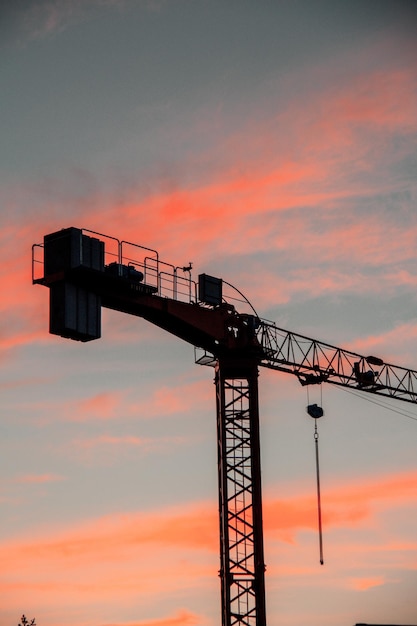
(307, 404, 324, 419)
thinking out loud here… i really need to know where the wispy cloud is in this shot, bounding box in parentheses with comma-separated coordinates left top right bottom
(4, 0, 162, 45)
(3, 373, 210, 426)
(67, 64, 417, 286)
(7, 1, 111, 42)
(2, 58, 416, 362)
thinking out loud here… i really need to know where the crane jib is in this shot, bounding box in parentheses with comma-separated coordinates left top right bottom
(256, 321, 417, 404)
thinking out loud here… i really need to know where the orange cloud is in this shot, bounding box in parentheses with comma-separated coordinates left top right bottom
(0, 501, 218, 624)
(103, 611, 201, 626)
(1, 470, 416, 622)
(1, 502, 218, 570)
(264, 470, 417, 543)
(3, 470, 415, 568)
(349, 575, 386, 591)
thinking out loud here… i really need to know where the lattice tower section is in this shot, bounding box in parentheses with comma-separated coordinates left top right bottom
(216, 366, 266, 626)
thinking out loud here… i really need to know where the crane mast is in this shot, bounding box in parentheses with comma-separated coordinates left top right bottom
(215, 357, 266, 626)
(32, 227, 417, 626)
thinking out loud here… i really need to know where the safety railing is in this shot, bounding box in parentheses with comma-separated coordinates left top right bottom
(119, 240, 196, 302)
(31, 243, 45, 283)
(32, 228, 197, 303)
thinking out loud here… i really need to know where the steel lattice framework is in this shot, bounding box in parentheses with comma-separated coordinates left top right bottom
(216, 363, 266, 626)
(257, 320, 417, 403)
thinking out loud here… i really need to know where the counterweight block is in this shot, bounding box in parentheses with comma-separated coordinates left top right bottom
(49, 282, 101, 342)
(44, 227, 104, 341)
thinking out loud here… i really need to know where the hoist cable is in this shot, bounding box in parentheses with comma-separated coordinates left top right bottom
(306, 385, 324, 565)
(314, 419, 324, 565)
(309, 382, 416, 565)
(336, 386, 417, 421)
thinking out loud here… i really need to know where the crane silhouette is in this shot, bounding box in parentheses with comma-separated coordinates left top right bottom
(33, 227, 417, 626)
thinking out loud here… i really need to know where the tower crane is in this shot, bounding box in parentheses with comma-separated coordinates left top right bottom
(32, 227, 417, 626)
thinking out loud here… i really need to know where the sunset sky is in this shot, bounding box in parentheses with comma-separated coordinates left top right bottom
(1, 1, 417, 625)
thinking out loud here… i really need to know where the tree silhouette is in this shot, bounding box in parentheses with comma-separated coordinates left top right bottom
(18, 616, 36, 626)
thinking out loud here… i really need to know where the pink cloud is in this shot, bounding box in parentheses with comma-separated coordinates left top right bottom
(331, 70, 417, 130)
(69, 379, 212, 423)
(1, 59, 415, 364)
(71, 66, 416, 279)
(11, 378, 212, 436)
(73, 433, 189, 456)
(0, 225, 53, 357)
(76, 391, 125, 420)
(16, 65, 405, 275)
(14, 474, 65, 484)
(16, 0, 127, 42)
(81, 434, 149, 447)
(349, 321, 417, 366)
(129, 380, 213, 419)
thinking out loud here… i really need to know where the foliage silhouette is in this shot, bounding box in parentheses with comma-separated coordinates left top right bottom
(18, 616, 36, 626)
